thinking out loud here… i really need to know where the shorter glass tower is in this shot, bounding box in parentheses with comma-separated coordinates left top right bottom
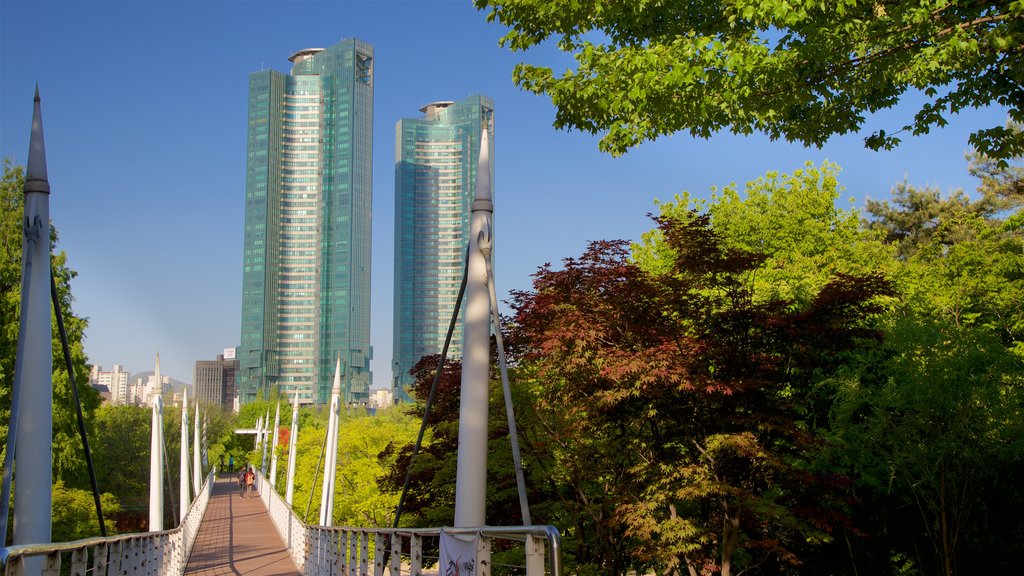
(392, 95, 494, 399)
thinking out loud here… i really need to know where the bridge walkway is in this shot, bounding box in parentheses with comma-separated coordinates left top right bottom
(183, 475, 301, 576)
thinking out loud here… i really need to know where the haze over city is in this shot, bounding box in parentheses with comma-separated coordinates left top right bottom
(0, 0, 1010, 386)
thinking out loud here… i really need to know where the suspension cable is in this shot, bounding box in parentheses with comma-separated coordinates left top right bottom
(51, 266, 107, 535)
(304, 423, 329, 523)
(484, 246, 531, 525)
(162, 427, 177, 526)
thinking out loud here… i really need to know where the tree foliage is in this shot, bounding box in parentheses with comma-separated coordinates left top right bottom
(51, 481, 120, 541)
(285, 407, 418, 527)
(508, 209, 893, 576)
(476, 0, 1024, 159)
(829, 321, 1024, 576)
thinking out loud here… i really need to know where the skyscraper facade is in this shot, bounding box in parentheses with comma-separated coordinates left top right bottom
(240, 39, 374, 406)
(392, 95, 494, 398)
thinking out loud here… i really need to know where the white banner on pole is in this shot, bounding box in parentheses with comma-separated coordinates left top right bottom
(440, 532, 480, 576)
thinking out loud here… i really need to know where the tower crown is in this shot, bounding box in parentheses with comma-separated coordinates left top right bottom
(288, 48, 325, 64)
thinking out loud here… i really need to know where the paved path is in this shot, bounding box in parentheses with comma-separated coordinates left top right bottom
(183, 476, 301, 576)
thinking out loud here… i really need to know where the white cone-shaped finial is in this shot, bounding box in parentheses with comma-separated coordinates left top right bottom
(285, 392, 300, 505)
(454, 127, 493, 527)
(25, 85, 50, 195)
(319, 356, 343, 525)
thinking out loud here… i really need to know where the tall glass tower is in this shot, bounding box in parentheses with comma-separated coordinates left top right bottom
(392, 95, 494, 399)
(240, 39, 374, 406)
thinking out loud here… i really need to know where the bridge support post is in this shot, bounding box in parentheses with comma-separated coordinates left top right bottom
(454, 128, 492, 528)
(410, 533, 423, 576)
(286, 393, 300, 505)
(390, 532, 402, 576)
(180, 390, 191, 524)
(149, 395, 165, 531)
(193, 402, 202, 494)
(525, 535, 545, 576)
(269, 402, 281, 486)
(10, 88, 54, 572)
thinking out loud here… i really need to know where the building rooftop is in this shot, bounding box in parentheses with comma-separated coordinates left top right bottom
(288, 48, 325, 63)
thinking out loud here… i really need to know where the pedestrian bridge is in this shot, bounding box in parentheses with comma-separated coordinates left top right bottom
(0, 469, 561, 576)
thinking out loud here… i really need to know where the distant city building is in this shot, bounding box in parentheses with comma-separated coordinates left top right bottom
(194, 348, 239, 410)
(368, 388, 394, 410)
(91, 364, 131, 405)
(239, 38, 374, 407)
(92, 383, 111, 405)
(392, 95, 494, 400)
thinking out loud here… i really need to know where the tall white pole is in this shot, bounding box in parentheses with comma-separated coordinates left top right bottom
(319, 357, 342, 525)
(254, 416, 262, 451)
(454, 127, 493, 528)
(192, 402, 202, 493)
(285, 393, 300, 505)
(12, 86, 53, 558)
(179, 390, 190, 524)
(201, 413, 208, 471)
(260, 409, 270, 474)
(269, 402, 281, 486)
(149, 395, 165, 531)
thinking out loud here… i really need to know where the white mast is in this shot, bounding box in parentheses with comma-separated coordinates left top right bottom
(149, 395, 165, 531)
(319, 357, 343, 525)
(179, 390, 190, 523)
(454, 128, 493, 527)
(192, 401, 202, 493)
(260, 408, 270, 474)
(269, 402, 281, 486)
(12, 85, 54, 558)
(285, 392, 300, 505)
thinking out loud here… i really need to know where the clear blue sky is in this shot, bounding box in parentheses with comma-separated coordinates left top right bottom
(1, 1, 1009, 386)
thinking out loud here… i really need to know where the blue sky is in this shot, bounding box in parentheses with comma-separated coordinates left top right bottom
(1, 1, 1010, 386)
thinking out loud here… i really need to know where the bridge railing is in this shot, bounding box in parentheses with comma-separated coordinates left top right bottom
(305, 525, 561, 576)
(253, 470, 561, 576)
(257, 469, 308, 569)
(0, 468, 216, 576)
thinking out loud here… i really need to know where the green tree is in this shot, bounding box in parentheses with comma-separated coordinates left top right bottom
(829, 321, 1024, 576)
(509, 214, 893, 576)
(635, 161, 892, 309)
(91, 405, 150, 522)
(285, 408, 417, 527)
(476, 0, 1024, 159)
(51, 481, 120, 541)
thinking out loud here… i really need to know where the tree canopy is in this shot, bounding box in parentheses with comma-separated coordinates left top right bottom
(476, 0, 1024, 159)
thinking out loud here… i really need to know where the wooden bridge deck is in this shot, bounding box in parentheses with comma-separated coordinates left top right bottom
(183, 476, 301, 576)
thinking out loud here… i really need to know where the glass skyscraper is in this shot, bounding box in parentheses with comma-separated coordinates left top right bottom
(392, 95, 494, 398)
(240, 39, 374, 406)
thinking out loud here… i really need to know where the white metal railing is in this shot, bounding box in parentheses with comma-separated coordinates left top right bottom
(253, 470, 561, 576)
(257, 469, 308, 569)
(0, 468, 216, 576)
(302, 525, 561, 576)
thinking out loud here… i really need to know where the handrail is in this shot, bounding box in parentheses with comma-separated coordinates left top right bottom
(0, 468, 216, 576)
(252, 469, 561, 576)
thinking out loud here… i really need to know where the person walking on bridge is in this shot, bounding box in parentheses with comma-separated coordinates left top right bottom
(244, 466, 255, 498)
(237, 466, 247, 497)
